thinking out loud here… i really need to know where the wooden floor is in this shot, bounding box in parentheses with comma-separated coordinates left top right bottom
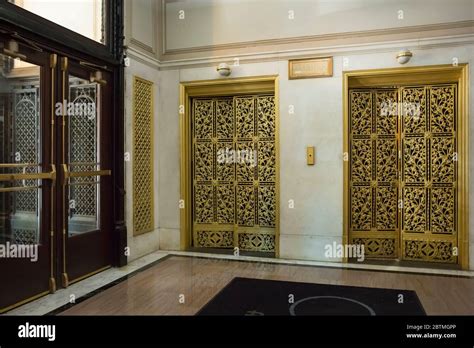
(60, 255, 474, 315)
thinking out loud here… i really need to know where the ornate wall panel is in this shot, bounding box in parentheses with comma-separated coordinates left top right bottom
(349, 84, 458, 263)
(192, 95, 276, 252)
(132, 77, 154, 236)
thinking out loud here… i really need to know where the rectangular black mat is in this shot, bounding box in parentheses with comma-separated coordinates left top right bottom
(198, 277, 426, 316)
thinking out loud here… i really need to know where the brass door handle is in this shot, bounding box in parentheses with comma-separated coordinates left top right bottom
(61, 164, 111, 184)
(0, 164, 56, 182)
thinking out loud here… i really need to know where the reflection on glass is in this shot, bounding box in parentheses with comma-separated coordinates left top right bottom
(0, 54, 41, 245)
(12, 0, 106, 44)
(0, 188, 41, 245)
(67, 76, 100, 236)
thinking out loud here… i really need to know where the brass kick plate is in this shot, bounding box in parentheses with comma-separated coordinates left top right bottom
(307, 146, 315, 165)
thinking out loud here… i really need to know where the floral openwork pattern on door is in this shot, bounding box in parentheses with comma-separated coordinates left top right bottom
(193, 95, 276, 251)
(349, 85, 457, 263)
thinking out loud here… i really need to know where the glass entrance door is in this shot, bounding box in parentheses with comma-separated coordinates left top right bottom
(58, 58, 113, 286)
(0, 43, 114, 312)
(0, 42, 56, 312)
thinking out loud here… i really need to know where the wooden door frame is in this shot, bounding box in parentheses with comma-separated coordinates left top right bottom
(179, 75, 280, 257)
(343, 64, 470, 269)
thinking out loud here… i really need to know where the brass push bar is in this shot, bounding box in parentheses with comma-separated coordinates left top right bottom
(62, 164, 111, 184)
(0, 163, 38, 168)
(0, 186, 41, 193)
(0, 164, 56, 182)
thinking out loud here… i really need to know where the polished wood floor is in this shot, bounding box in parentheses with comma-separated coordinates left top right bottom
(59, 256, 474, 315)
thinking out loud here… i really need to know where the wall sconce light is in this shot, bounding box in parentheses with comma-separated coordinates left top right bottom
(217, 62, 231, 77)
(396, 49, 413, 64)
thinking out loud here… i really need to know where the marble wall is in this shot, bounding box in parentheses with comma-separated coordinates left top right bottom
(124, 58, 160, 261)
(165, 0, 473, 51)
(123, 0, 474, 269)
(155, 44, 474, 269)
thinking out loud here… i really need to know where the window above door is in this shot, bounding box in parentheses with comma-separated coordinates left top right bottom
(10, 0, 106, 44)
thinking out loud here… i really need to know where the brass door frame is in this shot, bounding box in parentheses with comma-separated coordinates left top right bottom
(343, 64, 469, 269)
(179, 75, 280, 256)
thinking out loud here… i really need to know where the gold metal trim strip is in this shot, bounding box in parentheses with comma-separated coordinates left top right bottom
(61, 57, 67, 277)
(50, 54, 57, 291)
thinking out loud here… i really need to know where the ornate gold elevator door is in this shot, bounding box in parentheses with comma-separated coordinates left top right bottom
(349, 84, 458, 263)
(192, 95, 276, 252)
(401, 85, 457, 263)
(349, 89, 400, 258)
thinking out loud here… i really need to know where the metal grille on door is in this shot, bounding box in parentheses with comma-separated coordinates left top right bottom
(349, 85, 457, 263)
(401, 85, 457, 263)
(192, 95, 276, 252)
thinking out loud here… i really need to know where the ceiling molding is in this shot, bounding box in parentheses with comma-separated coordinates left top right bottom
(156, 33, 474, 70)
(162, 20, 474, 56)
(127, 33, 474, 70)
(126, 3, 473, 70)
(127, 46, 161, 69)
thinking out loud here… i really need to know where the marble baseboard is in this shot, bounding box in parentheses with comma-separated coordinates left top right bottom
(169, 250, 474, 277)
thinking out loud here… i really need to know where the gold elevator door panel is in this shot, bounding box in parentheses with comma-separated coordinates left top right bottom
(401, 85, 457, 263)
(349, 89, 399, 258)
(349, 85, 458, 263)
(191, 95, 276, 252)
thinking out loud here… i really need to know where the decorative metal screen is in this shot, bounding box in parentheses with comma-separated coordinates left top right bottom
(349, 89, 399, 258)
(13, 88, 40, 213)
(348, 85, 457, 263)
(192, 95, 276, 252)
(69, 82, 98, 218)
(401, 85, 457, 263)
(132, 77, 154, 235)
(12, 228, 38, 245)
